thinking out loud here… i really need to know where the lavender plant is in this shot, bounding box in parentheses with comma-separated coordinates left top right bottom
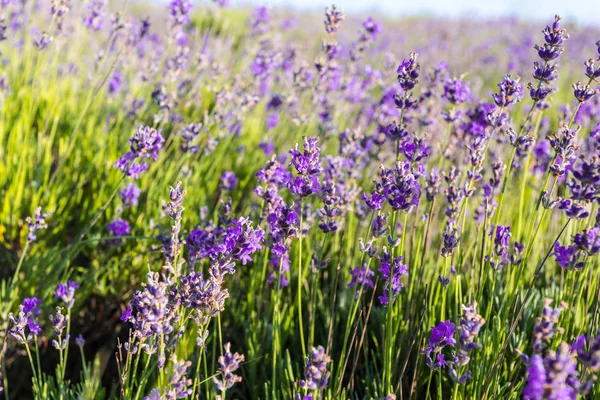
(3, 3, 600, 400)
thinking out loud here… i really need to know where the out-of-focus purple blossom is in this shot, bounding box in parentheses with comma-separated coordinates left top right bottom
(362, 17, 382, 40)
(23, 297, 42, 317)
(573, 228, 600, 255)
(489, 225, 511, 270)
(220, 171, 237, 191)
(443, 77, 470, 104)
(107, 218, 131, 238)
(120, 182, 141, 208)
(213, 343, 244, 391)
(523, 354, 546, 400)
(26, 206, 50, 242)
(166, 358, 193, 398)
(350, 17, 382, 61)
(34, 31, 52, 50)
(267, 112, 279, 130)
(168, 0, 192, 27)
(533, 299, 565, 353)
(83, 0, 107, 31)
(585, 59, 600, 81)
(324, 5, 344, 35)
(523, 344, 579, 400)
(108, 70, 123, 96)
(553, 242, 582, 269)
(575, 332, 600, 372)
(251, 5, 271, 34)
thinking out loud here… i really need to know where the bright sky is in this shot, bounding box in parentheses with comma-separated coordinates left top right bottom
(227, 0, 600, 24)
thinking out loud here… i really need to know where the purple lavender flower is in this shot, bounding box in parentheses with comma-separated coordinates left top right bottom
(114, 126, 165, 179)
(121, 306, 132, 322)
(528, 16, 568, 105)
(489, 225, 511, 270)
(533, 299, 565, 353)
(299, 346, 331, 390)
(378, 162, 421, 213)
(378, 248, 408, 305)
(26, 206, 50, 242)
(129, 126, 164, 160)
(423, 320, 456, 369)
(288, 137, 322, 197)
(120, 182, 141, 208)
(492, 74, 524, 108)
(166, 358, 192, 398)
(372, 212, 389, 237)
(347, 264, 375, 298)
(573, 228, 600, 255)
(107, 218, 131, 237)
(396, 53, 420, 92)
(213, 343, 245, 391)
(54, 280, 79, 309)
(251, 5, 271, 34)
(23, 297, 42, 316)
(572, 81, 597, 103)
(523, 354, 546, 400)
(108, 70, 123, 96)
(362, 17, 382, 41)
(49, 306, 68, 343)
(8, 300, 44, 343)
(83, 0, 107, 31)
(324, 5, 344, 35)
(168, 0, 192, 27)
(443, 77, 470, 104)
(220, 171, 237, 191)
(450, 302, 485, 383)
(523, 343, 579, 400)
(128, 271, 175, 338)
(267, 112, 279, 130)
(576, 332, 600, 372)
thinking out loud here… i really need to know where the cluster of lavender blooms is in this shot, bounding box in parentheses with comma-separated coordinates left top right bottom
(296, 346, 331, 400)
(114, 125, 165, 179)
(520, 299, 600, 399)
(553, 227, 600, 269)
(119, 183, 249, 395)
(423, 302, 485, 384)
(487, 225, 524, 270)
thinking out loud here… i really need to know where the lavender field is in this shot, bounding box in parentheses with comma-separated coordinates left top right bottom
(2, 0, 600, 399)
